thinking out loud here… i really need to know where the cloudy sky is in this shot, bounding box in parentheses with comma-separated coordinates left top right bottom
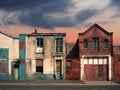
(0, 0, 120, 45)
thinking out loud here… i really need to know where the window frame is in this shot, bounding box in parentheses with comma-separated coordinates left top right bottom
(84, 39, 88, 48)
(92, 38, 99, 51)
(104, 39, 108, 48)
(66, 60, 72, 68)
(36, 59, 43, 73)
(0, 59, 8, 73)
(56, 38, 63, 53)
(36, 38, 43, 47)
(36, 38, 44, 53)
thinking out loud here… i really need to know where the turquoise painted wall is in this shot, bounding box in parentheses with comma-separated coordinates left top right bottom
(19, 34, 26, 60)
(26, 74, 65, 80)
(0, 48, 9, 59)
(19, 34, 26, 80)
(55, 35, 63, 38)
(0, 48, 11, 80)
(0, 75, 13, 80)
(32, 74, 54, 80)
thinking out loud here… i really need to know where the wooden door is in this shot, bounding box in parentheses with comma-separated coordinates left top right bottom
(56, 60, 62, 79)
(98, 65, 104, 80)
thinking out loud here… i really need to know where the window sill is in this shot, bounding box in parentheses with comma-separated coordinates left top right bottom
(35, 72, 43, 74)
(35, 52, 44, 54)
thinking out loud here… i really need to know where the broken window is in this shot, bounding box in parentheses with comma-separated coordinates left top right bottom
(36, 38, 43, 47)
(56, 38, 63, 52)
(36, 59, 43, 73)
(36, 38, 43, 53)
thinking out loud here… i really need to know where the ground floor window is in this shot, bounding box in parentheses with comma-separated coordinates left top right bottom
(36, 59, 43, 73)
(66, 60, 72, 68)
(0, 59, 7, 73)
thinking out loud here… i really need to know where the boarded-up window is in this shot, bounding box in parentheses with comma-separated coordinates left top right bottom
(0, 60, 7, 73)
(66, 60, 72, 68)
(36, 59, 43, 73)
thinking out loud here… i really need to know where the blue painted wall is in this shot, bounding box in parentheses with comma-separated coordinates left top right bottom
(19, 34, 26, 80)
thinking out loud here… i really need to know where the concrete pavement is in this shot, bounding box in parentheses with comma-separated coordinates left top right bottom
(0, 80, 119, 86)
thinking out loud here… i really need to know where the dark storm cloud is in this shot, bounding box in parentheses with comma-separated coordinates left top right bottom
(0, 0, 73, 28)
(109, 0, 120, 19)
(76, 9, 97, 23)
(18, 8, 54, 29)
(52, 17, 76, 27)
(19, 10, 75, 29)
(110, 0, 120, 9)
(0, 0, 71, 11)
(0, 0, 44, 11)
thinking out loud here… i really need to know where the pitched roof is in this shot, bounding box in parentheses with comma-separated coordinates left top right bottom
(79, 23, 113, 36)
(0, 31, 18, 39)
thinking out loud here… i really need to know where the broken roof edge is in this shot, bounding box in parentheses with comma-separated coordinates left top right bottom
(23, 32, 66, 37)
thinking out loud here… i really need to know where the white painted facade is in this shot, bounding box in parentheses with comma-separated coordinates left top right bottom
(0, 31, 19, 74)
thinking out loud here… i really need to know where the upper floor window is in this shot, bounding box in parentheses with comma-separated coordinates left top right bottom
(56, 38, 63, 52)
(84, 39, 88, 48)
(92, 38, 99, 51)
(36, 38, 43, 47)
(104, 39, 108, 48)
(36, 38, 43, 53)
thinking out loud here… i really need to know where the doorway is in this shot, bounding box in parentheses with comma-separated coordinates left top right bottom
(14, 65, 19, 80)
(56, 60, 62, 79)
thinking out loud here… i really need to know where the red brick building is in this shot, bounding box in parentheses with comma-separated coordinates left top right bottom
(79, 24, 113, 81)
(66, 24, 113, 81)
(66, 40, 80, 79)
(113, 46, 120, 80)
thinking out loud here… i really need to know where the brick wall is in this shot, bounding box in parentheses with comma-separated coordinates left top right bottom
(114, 54, 120, 80)
(79, 24, 113, 57)
(66, 59, 80, 80)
